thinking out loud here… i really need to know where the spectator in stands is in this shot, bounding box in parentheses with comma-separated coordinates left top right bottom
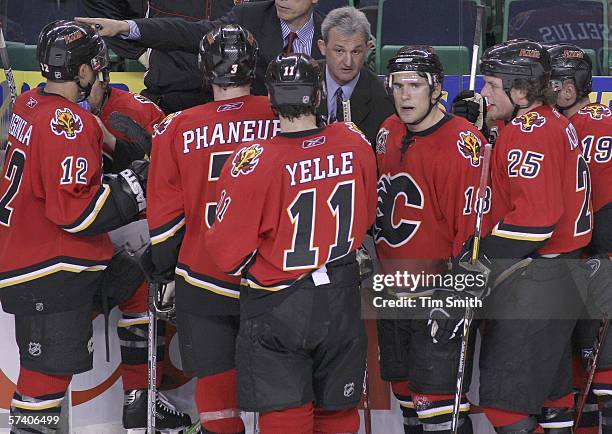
(76, 0, 324, 101)
(316, 6, 394, 148)
(82, 0, 245, 113)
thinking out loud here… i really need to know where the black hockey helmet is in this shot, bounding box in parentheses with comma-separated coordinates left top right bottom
(480, 39, 551, 93)
(37, 20, 108, 82)
(265, 53, 322, 111)
(387, 45, 444, 88)
(546, 43, 592, 98)
(198, 24, 258, 87)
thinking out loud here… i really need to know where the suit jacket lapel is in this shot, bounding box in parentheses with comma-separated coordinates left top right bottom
(348, 68, 372, 125)
(311, 12, 324, 59)
(262, 8, 284, 62)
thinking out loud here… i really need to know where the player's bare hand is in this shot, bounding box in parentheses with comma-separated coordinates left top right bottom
(74, 17, 130, 37)
(94, 115, 117, 150)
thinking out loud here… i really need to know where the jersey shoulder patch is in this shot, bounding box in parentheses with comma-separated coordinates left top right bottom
(231, 143, 264, 177)
(50, 107, 84, 140)
(376, 127, 389, 155)
(578, 104, 612, 121)
(511, 111, 546, 133)
(456, 130, 482, 167)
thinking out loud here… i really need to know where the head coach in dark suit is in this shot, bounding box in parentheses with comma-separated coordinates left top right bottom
(77, 0, 324, 98)
(316, 6, 395, 148)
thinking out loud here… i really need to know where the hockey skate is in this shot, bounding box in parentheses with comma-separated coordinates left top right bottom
(123, 389, 191, 433)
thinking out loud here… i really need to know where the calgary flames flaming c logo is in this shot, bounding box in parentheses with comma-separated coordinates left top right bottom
(50, 108, 83, 139)
(579, 104, 611, 120)
(511, 111, 546, 132)
(457, 131, 482, 167)
(231, 144, 264, 177)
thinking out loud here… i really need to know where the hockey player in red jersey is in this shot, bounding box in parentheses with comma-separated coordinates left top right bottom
(80, 41, 191, 432)
(373, 46, 487, 434)
(87, 64, 165, 172)
(461, 39, 592, 434)
(0, 21, 151, 433)
(548, 43, 612, 434)
(147, 25, 279, 434)
(205, 53, 377, 434)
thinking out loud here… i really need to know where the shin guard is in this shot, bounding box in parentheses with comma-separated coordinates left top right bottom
(392, 381, 423, 434)
(195, 370, 244, 434)
(117, 312, 164, 389)
(10, 368, 71, 433)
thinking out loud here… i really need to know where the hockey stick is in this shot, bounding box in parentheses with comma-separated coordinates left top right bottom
(450, 141, 492, 434)
(363, 360, 372, 434)
(574, 319, 610, 431)
(0, 28, 17, 105)
(341, 101, 373, 434)
(147, 287, 158, 433)
(469, 6, 485, 92)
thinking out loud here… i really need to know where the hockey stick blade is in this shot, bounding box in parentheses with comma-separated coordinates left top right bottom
(108, 111, 152, 158)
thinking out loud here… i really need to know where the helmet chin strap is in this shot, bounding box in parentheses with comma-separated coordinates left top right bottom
(75, 75, 96, 103)
(91, 86, 111, 116)
(555, 96, 579, 116)
(506, 90, 531, 121)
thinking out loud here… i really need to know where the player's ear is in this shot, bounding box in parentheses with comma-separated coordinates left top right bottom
(562, 80, 577, 100)
(78, 64, 90, 80)
(431, 82, 442, 102)
(317, 39, 326, 57)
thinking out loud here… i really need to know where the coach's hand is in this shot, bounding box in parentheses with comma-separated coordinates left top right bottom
(74, 17, 130, 38)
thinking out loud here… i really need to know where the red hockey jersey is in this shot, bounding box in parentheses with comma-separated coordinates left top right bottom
(570, 103, 612, 213)
(205, 122, 378, 291)
(374, 114, 486, 269)
(148, 95, 279, 314)
(99, 88, 165, 161)
(486, 105, 592, 255)
(0, 89, 113, 296)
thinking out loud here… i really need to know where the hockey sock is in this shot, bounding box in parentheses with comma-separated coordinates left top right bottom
(594, 369, 612, 433)
(538, 393, 574, 433)
(313, 407, 360, 433)
(411, 392, 471, 433)
(574, 390, 599, 434)
(597, 393, 612, 433)
(259, 403, 313, 434)
(482, 407, 536, 433)
(195, 370, 244, 433)
(117, 311, 164, 389)
(11, 368, 72, 432)
(392, 381, 423, 434)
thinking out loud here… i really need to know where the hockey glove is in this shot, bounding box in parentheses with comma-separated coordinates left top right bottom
(356, 244, 374, 281)
(582, 254, 612, 319)
(148, 281, 176, 324)
(117, 160, 148, 214)
(451, 90, 487, 132)
(427, 291, 465, 343)
(109, 111, 152, 161)
(451, 237, 495, 299)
